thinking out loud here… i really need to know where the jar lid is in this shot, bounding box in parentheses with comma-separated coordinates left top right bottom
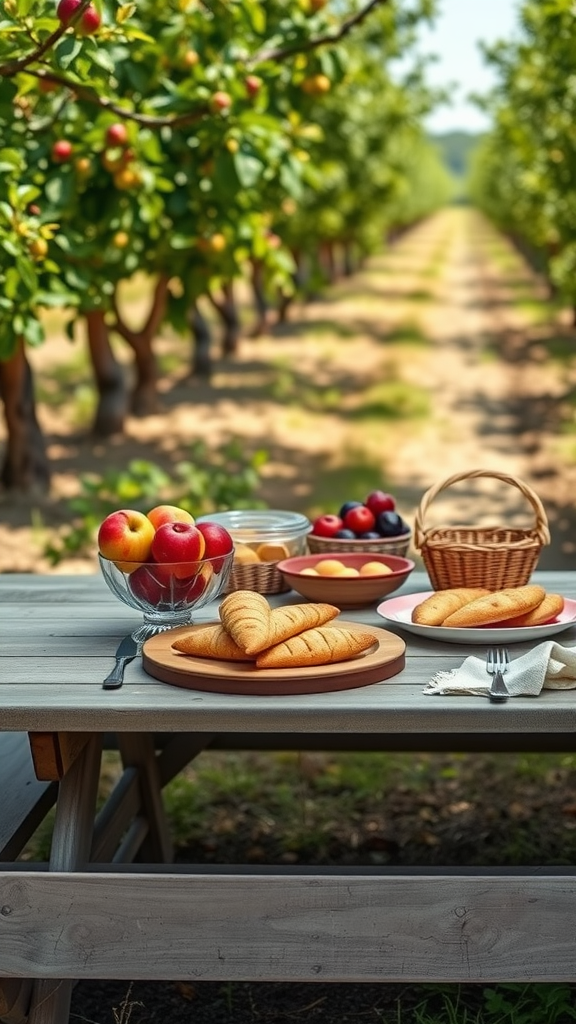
(197, 509, 311, 541)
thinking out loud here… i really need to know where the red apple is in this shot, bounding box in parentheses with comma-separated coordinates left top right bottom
(245, 75, 262, 98)
(365, 490, 396, 516)
(98, 509, 155, 573)
(57, 0, 100, 33)
(105, 123, 128, 147)
(343, 505, 375, 534)
(128, 565, 168, 606)
(150, 522, 206, 578)
(196, 521, 233, 573)
(210, 91, 232, 114)
(177, 563, 215, 604)
(51, 140, 73, 163)
(311, 514, 344, 538)
(146, 504, 195, 531)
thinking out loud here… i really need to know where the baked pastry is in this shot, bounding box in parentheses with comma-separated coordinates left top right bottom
(412, 588, 491, 626)
(219, 590, 272, 654)
(267, 602, 340, 646)
(497, 593, 564, 628)
(255, 625, 376, 669)
(172, 624, 252, 661)
(441, 584, 546, 628)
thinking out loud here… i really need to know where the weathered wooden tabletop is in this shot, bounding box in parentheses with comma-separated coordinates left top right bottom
(3, 570, 576, 740)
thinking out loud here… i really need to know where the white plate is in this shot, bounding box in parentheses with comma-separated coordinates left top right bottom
(377, 591, 576, 644)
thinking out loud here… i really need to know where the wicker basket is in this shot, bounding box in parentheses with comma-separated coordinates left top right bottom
(307, 531, 411, 557)
(413, 469, 550, 591)
(225, 561, 290, 595)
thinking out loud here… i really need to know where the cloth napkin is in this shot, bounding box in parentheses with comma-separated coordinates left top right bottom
(423, 642, 576, 697)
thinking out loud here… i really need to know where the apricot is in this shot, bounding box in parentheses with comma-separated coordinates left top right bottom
(314, 559, 346, 577)
(359, 562, 393, 577)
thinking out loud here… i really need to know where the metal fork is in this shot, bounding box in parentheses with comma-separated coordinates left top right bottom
(486, 647, 510, 702)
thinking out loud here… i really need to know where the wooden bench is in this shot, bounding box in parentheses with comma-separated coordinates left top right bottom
(0, 733, 59, 1023)
(0, 733, 57, 862)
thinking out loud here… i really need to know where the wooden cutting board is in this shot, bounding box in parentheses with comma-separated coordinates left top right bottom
(142, 620, 406, 696)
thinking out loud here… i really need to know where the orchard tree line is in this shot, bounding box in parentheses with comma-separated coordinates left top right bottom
(0, 0, 451, 493)
(469, 0, 576, 316)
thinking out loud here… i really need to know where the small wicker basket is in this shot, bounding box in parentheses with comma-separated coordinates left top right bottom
(225, 561, 290, 595)
(307, 531, 411, 557)
(413, 469, 550, 591)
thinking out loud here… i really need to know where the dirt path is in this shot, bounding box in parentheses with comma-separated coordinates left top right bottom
(2, 206, 576, 573)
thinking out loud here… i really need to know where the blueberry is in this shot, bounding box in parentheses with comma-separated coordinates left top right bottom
(358, 531, 381, 539)
(334, 528, 357, 539)
(338, 500, 363, 519)
(376, 511, 408, 537)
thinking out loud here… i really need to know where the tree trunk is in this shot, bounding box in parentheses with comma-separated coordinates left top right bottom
(343, 240, 355, 277)
(85, 310, 128, 437)
(249, 257, 273, 337)
(189, 301, 213, 379)
(319, 240, 337, 284)
(209, 281, 240, 357)
(0, 339, 51, 494)
(111, 276, 169, 417)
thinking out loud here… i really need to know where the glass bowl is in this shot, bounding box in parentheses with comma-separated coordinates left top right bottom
(99, 551, 234, 642)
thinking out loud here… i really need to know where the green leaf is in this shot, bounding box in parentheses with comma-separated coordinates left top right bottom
(15, 255, 38, 293)
(233, 151, 264, 188)
(22, 316, 45, 347)
(56, 34, 84, 70)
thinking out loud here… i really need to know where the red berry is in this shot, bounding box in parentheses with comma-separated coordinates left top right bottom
(343, 505, 376, 535)
(311, 514, 344, 538)
(365, 490, 396, 516)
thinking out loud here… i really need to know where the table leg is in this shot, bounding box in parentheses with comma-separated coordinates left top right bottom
(117, 733, 173, 863)
(27, 734, 103, 1024)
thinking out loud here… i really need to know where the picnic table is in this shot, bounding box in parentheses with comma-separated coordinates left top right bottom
(2, 569, 576, 1024)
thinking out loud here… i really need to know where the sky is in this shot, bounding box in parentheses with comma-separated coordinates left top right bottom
(415, 0, 523, 134)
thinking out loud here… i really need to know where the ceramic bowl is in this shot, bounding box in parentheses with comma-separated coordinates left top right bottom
(276, 553, 415, 609)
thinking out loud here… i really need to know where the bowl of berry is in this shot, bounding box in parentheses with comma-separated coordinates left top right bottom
(307, 490, 411, 556)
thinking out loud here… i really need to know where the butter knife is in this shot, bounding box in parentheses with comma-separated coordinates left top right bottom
(102, 634, 139, 689)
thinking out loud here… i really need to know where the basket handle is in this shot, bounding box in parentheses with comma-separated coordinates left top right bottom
(413, 469, 551, 549)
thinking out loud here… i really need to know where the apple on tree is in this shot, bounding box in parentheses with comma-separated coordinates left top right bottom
(105, 123, 128, 147)
(56, 0, 101, 34)
(51, 140, 73, 163)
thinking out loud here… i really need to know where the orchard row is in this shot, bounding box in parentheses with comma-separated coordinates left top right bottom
(469, 0, 576, 314)
(0, 0, 450, 492)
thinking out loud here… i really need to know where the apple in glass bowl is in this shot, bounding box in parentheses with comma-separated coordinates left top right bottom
(97, 507, 234, 641)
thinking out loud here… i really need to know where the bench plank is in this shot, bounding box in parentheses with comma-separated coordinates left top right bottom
(0, 734, 57, 860)
(2, 871, 576, 982)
